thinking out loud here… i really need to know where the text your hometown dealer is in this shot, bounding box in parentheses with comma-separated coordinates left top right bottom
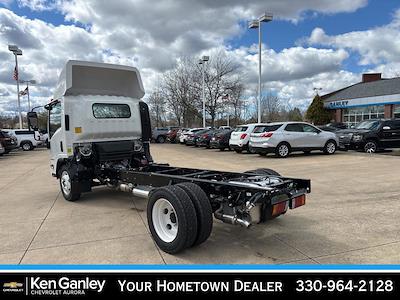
(30, 277, 105, 293)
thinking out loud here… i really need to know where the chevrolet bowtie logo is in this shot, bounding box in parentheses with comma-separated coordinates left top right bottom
(3, 282, 23, 288)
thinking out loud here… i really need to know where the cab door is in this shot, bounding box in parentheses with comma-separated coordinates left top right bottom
(381, 120, 400, 148)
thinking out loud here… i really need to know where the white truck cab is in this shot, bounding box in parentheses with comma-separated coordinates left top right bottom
(45, 61, 147, 178)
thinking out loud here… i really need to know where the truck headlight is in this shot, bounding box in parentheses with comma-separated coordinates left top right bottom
(77, 143, 92, 157)
(352, 134, 363, 142)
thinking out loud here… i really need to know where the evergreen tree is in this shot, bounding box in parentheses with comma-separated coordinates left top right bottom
(305, 94, 332, 125)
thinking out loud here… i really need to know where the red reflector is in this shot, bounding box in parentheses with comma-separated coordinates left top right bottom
(272, 201, 288, 216)
(240, 133, 247, 139)
(261, 132, 273, 138)
(291, 194, 306, 209)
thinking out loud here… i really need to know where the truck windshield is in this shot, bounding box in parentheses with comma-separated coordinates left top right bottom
(355, 120, 381, 130)
(92, 103, 131, 119)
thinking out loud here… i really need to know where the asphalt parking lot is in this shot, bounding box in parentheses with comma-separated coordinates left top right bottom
(1, 145, 399, 265)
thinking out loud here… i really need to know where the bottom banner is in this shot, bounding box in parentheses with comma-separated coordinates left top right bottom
(0, 271, 398, 298)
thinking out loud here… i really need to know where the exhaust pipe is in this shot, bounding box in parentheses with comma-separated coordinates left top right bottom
(214, 206, 251, 228)
(132, 187, 150, 198)
(117, 184, 150, 199)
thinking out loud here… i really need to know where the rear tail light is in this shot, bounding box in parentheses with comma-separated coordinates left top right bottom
(202, 134, 209, 138)
(240, 133, 247, 140)
(290, 194, 306, 209)
(261, 132, 273, 138)
(272, 201, 288, 216)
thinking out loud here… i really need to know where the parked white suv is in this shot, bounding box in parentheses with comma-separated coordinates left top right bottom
(249, 122, 339, 158)
(5, 129, 43, 151)
(229, 123, 268, 153)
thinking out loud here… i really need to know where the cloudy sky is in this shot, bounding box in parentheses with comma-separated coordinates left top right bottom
(0, 0, 399, 115)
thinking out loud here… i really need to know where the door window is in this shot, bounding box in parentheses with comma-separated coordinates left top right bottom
(302, 124, 320, 133)
(49, 101, 62, 138)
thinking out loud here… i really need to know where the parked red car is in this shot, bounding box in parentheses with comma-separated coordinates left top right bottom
(166, 128, 180, 143)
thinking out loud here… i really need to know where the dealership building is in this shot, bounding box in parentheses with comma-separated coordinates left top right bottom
(322, 73, 400, 127)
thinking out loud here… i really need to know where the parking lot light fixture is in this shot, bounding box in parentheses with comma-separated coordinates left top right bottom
(199, 56, 209, 127)
(8, 45, 23, 129)
(248, 12, 273, 123)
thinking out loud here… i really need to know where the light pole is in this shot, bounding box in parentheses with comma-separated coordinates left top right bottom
(8, 45, 23, 129)
(249, 13, 273, 123)
(199, 55, 209, 128)
(19, 79, 36, 111)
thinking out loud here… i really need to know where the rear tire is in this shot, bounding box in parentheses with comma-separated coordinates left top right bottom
(176, 183, 213, 247)
(147, 186, 198, 254)
(275, 142, 290, 158)
(21, 141, 33, 151)
(245, 168, 281, 176)
(59, 165, 81, 201)
(156, 136, 166, 143)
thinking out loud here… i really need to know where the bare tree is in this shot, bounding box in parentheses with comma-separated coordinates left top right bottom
(147, 87, 166, 127)
(201, 51, 241, 127)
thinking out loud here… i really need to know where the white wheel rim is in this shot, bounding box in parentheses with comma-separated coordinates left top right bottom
(23, 143, 30, 150)
(327, 142, 336, 154)
(61, 171, 71, 196)
(365, 142, 376, 153)
(279, 145, 288, 157)
(152, 198, 178, 242)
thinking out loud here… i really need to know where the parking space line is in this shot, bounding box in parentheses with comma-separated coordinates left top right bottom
(18, 192, 60, 264)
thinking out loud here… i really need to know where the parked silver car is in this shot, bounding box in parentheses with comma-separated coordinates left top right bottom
(249, 122, 339, 158)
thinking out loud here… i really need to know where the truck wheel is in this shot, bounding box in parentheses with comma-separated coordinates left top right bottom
(59, 165, 81, 201)
(176, 183, 213, 247)
(21, 141, 33, 151)
(364, 140, 377, 153)
(245, 168, 281, 176)
(147, 186, 198, 254)
(275, 142, 290, 158)
(323, 140, 337, 155)
(156, 136, 166, 143)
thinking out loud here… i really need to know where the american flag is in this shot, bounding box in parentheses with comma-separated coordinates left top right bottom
(13, 66, 18, 81)
(19, 86, 28, 96)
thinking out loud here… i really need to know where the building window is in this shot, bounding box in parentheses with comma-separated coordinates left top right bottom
(342, 105, 384, 127)
(394, 105, 400, 119)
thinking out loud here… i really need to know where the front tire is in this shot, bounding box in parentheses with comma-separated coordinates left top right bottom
(59, 165, 81, 201)
(147, 186, 198, 254)
(323, 140, 337, 155)
(364, 140, 378, 153)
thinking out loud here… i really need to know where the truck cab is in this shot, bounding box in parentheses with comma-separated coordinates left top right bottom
(45, 61, 151, 198)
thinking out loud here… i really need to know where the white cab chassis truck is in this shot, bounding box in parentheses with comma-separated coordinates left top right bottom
(28, 61, 311, 254)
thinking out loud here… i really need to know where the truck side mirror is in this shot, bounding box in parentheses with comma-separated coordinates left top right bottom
(27, 112, 39, 131)
(383, 126, 391, 130)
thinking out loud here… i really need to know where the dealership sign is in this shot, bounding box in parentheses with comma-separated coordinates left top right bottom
(327, 100, 349, 108)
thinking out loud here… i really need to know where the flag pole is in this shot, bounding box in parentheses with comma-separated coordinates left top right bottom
(14, 54, 22, 129)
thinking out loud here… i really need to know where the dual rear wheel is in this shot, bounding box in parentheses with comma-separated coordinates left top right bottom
(147, 183, 213, 254)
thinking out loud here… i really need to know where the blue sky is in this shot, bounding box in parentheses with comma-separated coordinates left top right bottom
(0, 0, 400, 114)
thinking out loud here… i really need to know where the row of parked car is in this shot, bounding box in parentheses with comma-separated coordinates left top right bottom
(153, 118, 400, 158)
(0, 129, 48, 156)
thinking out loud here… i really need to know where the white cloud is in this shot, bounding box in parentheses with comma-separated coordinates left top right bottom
(0, 0, 390, 115)
(306, 8, 400, 65)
